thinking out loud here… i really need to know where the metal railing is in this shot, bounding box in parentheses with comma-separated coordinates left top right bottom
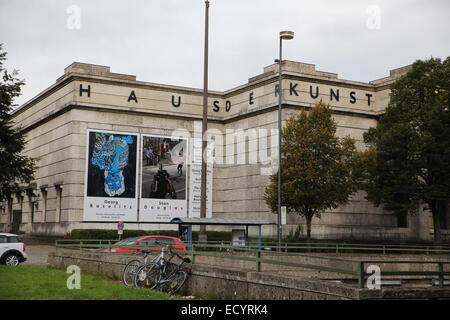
(55, 239, 450, 288)
(357, 260, 450, 289)
(55, 239, 450, 255)
(183, 240, 450, 255)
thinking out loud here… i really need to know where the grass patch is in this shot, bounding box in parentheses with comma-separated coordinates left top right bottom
(0, 265, 181, 300)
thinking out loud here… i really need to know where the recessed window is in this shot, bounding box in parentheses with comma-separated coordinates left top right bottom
(55, 185, 63, 222)
(397, 213, 408, 228)
(41, 188, 48, 222)
(440, 203, 448, 230)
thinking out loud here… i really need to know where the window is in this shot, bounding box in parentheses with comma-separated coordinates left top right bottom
(447, 203, 450, 230)
(137, 239, 153, 248)
(18, 193, 24, 211)
(7, 236, 20, 243)
(114, 237, 140, 246)
(137, 237, 176, 248)
(7, 197, 12, 224)
(28, 191, 36, 223)
(31, 201, 35, 223)
(149, 237, 175, 245)
(0, 235, 6, 243)
(397, 213, 408, 228)
(55, 185, 63, 222)
(41, 188, 48, 222)
(440, 203, 448, 230)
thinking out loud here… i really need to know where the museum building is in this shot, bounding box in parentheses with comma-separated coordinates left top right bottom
(1, 60, 448, 241)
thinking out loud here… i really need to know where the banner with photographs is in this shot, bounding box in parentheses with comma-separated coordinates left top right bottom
(83, 129, 139, 221)
(188, 138, 213, 218)
(139, 134, 188, 222)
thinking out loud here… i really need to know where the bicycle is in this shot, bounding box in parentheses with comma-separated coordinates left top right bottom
(122, 249, 151, 286)
(134, 242, 191, 295)
(156, 250, 191, 295)
(133, 242, 176, 289)
(122, 241, 176, 286)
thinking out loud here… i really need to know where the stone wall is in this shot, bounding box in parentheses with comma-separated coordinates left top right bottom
(47, 248, 450, 300)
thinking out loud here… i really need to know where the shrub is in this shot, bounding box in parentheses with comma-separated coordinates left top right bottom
(69, 229, 178, 240)
(285, 225, 303, 242)
(69, 229, 232, 241)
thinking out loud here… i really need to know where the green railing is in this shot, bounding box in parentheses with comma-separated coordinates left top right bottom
(56, 239, 450, 255)
(55, 239, 450, 288)
(184, 240, 450, 255)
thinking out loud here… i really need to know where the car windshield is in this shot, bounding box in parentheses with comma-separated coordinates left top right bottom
(113, 237, 141, 246)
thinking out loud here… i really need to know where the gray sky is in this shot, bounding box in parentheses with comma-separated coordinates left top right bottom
(1, 0, 449, 107)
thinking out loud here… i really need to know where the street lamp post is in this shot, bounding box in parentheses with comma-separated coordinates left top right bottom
(199, 0, 210, 243)
(277, 30, 294, 252)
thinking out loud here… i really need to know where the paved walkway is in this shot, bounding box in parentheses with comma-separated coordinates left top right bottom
(22, 245, 54, 266)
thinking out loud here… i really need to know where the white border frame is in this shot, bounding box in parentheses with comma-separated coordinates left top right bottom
(139, 133, 189, 222)
(83, 128, 140, 222)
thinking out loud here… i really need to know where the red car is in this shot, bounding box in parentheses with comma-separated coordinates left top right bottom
(99, 235, 186, 253)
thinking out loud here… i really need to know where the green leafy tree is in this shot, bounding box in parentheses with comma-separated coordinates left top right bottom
(264, 101, 362, 240)
(363, 57, 450, 244)
(0, 44, 35, 200)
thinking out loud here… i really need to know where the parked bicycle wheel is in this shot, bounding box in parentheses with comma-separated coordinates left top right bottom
(160, 269, 189, 295)
(122, 259, 142, 286)
(163, 261, 178, 276)
(134, 263, 160, 289)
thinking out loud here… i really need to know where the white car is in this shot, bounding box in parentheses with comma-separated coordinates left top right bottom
(0, 233, 27, 265)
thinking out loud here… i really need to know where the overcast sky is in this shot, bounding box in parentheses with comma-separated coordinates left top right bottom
(1, 0, 449, 107)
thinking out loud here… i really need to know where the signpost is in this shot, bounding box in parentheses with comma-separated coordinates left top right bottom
(117, 221, 124, 240)
(281, 206, 287, 225)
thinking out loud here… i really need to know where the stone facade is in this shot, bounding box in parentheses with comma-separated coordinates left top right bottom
(1, 61, 448, 240)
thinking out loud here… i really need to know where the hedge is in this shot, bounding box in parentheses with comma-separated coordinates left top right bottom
(70, 229, 232, 242)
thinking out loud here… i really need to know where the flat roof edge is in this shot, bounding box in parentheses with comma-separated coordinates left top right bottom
(170, 217, 274, 225)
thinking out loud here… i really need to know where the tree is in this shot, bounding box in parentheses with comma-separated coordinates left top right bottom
(264, 101, 362, 240)
(363, 57, 450, 244)
(0, 44, 35, 200)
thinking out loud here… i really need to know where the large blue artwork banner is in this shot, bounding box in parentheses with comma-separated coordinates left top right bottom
(83, 129, 139, 222)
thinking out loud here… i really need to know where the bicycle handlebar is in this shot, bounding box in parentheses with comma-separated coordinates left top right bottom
(151, 241, 190, 263)
(138, 241, 189, 261)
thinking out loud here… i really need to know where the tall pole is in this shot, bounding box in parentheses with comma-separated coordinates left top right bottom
(277, 37, 283, 252)
(199, 0, 210, 243)
(276, 30, 293, 252)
